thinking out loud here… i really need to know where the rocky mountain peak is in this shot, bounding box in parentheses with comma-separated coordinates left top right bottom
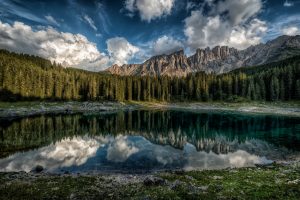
(106, 35, 300, 77)
(194, 46, 237, 62)
(283, 35, 300, 48)
(171, 49, 185, 56)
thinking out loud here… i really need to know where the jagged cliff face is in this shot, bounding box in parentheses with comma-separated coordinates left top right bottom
(188, 46, 240, 74)
(107, 50, 194, 77)
(106, 35, 300, 76)
(140, 50, 193, 76)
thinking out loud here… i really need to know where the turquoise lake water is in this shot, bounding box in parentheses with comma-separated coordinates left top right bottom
(0, 110, 299, 173)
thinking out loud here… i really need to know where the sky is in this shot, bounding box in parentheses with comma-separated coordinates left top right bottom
(0, 0, 299, 71)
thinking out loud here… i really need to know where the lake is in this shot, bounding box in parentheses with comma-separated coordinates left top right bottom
(0, 110, 299, 173)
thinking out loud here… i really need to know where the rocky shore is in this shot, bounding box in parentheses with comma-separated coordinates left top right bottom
(0, 101, 138, 119)
(136, 101, 300, 117)
(0, 101, 300, 119)
(0, 162, 299, 200)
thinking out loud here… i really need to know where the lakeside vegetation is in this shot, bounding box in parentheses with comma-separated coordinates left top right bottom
(0, 49, 299, 103)
(1, 163, 299, 200)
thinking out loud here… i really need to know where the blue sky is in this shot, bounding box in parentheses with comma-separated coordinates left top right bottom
(0, 0, 299, 71)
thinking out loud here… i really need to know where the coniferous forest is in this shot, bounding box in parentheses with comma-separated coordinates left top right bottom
(0, 49, 299, 102)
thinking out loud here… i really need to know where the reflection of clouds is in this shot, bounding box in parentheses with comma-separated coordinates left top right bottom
(116, 137, 272, 170)
(106, 136, 139, 162)
(139, 141, 272, 171)
(0, 135, 276, 172)
(182, 143, 272, 171)
(237, 139, 289, 160)
(0, 136, 100, 172)
(153, 145, 182, 166)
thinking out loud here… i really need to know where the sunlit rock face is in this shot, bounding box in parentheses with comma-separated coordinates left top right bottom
(107, 35, 300, 76)
(107, 50, 193, 77)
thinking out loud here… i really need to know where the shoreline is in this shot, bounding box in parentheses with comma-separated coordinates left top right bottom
(0, 101, 300, 119)
(0, 101, 138, 119)
(1, 161, 299, 199)
(132, 101, 300, 117)
(1, 101, 299, 199)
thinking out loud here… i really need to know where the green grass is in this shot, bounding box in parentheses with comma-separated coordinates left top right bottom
(158, 167, 300, 200)
(1, 164, 299, 200)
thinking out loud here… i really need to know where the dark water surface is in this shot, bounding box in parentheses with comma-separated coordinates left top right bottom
(0, 110, 299, 173)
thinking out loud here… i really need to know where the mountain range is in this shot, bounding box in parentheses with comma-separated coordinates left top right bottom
(107, 35, 300, 77)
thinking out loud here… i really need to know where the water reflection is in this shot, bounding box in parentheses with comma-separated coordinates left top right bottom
(0, 110, 299, 172)
(106, 136, 139, 162)
(0, 135, 274, 172)
(0, 136, 100, 172)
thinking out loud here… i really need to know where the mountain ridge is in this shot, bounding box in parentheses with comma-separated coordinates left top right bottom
(107, 35, 300, 76)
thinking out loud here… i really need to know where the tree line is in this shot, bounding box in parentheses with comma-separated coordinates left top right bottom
(0, 49, 299, 102)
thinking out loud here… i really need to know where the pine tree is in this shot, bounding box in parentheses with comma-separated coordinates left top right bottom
(279, 78, 285, 101)
(270, 76, 280, 101)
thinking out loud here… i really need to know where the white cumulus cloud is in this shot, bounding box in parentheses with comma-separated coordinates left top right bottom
(214, 0, 262, 26)
(224, 19, 267, 49)
(152, 35, 183, 55)
(267, 14, 300, 39)
(106, 37, 139, 65)
(0, 20, 109, 71)
(184, 0, 265, 51)
(124, 0, 175, 22)
(282, 26, 300, 35)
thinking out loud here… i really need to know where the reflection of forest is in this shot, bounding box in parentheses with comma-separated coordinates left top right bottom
(0, 110, 299, 158)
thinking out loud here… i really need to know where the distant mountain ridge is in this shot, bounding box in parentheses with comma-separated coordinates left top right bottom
(107, 35, 300, 76)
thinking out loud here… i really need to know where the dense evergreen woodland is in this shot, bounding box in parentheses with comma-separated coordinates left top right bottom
(0, 49, 299, 102)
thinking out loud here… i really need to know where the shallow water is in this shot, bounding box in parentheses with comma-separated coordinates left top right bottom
(0, 110, 299, 173)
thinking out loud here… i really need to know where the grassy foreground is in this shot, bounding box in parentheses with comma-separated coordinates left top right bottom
(0, 163, 299, 200)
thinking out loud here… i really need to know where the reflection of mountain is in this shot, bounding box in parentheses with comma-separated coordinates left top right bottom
(0, 135, 273, 173)
(0, 110, 299, 158)
(126, 131, 291, 160)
